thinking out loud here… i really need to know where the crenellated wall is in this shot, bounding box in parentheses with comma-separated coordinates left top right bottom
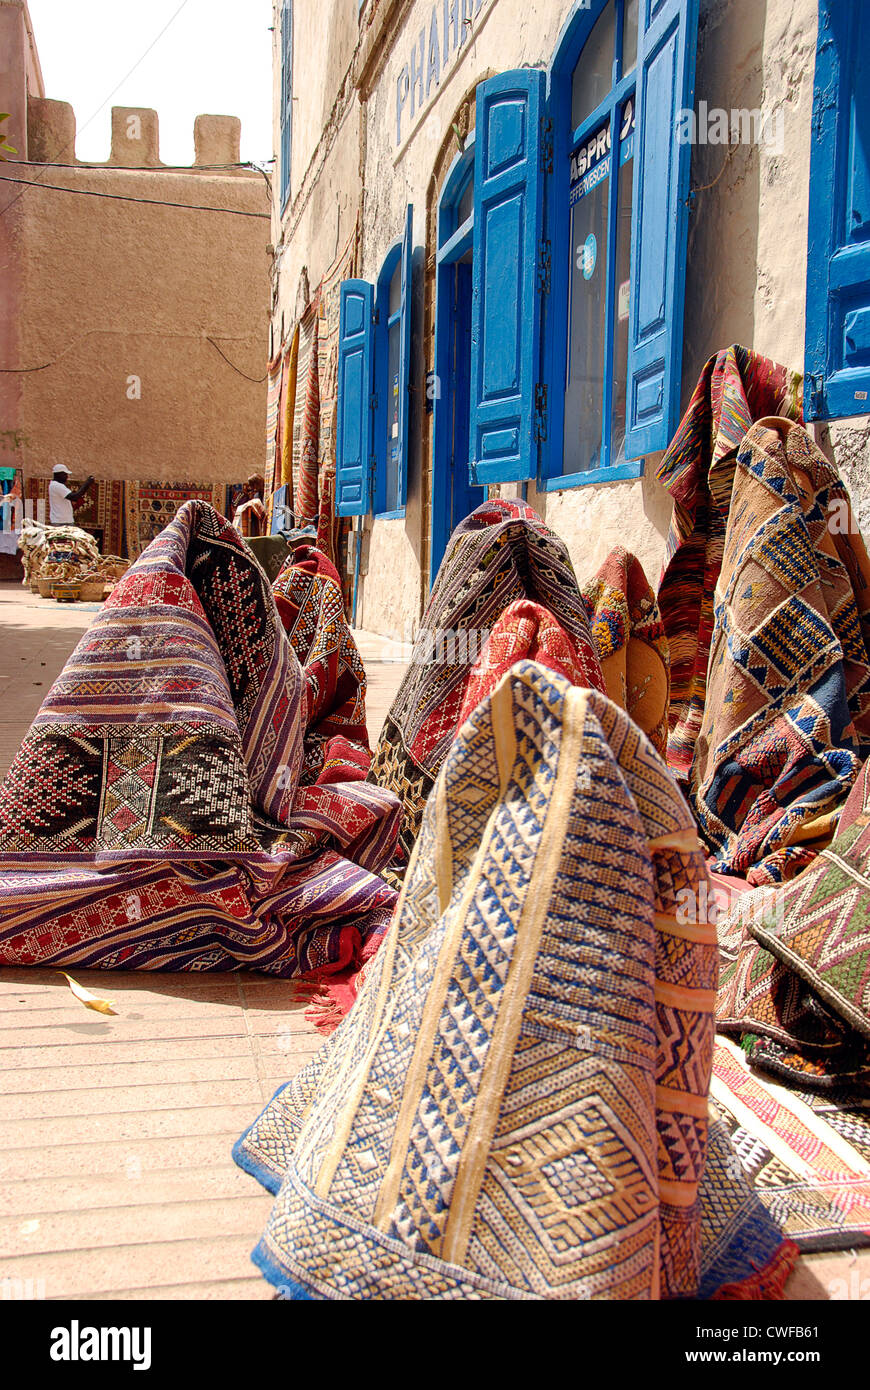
(0, 0, 270, 489)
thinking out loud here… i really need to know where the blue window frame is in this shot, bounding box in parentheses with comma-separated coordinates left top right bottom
(537, 0, 699, 489)
(335, 206, 414, 518)
(462, 1, 697, 492)
(805, 0, 870, 422)
(432, 134, 484, 579)
(279, 1, 293, 211)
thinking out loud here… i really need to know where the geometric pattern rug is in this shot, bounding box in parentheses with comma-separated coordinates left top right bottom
(692, 418, 870, 885)
(125, 480, 225, 559)
(0, 501, 399, 977)
(655, 344, 804, 782)
(237, 663, 725, 1299)
(709, 1038, 870, 1253)
(717, 757, 870, 1092)
(368, 500, 605, 870)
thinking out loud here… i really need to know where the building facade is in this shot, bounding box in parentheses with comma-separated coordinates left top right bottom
(0, 0, 270, 562)
(270, 0, 868, 640)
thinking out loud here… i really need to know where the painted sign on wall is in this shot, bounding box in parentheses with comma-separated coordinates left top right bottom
(395, 0, 492, 148)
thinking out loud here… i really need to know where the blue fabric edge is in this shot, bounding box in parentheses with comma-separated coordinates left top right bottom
(231, 1080, 291, 1196)
(251, 1240, 316, 1300)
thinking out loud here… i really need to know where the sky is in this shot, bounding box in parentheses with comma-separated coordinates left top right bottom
(26, 0, 274, 166)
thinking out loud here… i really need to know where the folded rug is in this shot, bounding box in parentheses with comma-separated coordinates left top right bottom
(693, 418, 870, 885)
(272, 543, 369, 785)
(718, 756, 870, 1092)
(656, 345, 803, 781)
(0, 502, 399, 976)
(368, 500, 605, 869)
(581, 546, 670, 759)
(235, 661, 732, 1299)
(707, 1036, 870, 1254)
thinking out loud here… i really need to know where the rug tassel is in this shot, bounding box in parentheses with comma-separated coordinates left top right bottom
(711, 1239, 801, 1300)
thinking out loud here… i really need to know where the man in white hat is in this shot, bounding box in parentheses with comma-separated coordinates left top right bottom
(48, 465, 94, 526)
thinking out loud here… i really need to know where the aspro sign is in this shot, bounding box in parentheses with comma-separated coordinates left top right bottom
(395, 0, 491, 147)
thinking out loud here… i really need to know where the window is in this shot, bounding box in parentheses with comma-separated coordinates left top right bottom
(280, 1, 293, 210)
(335, 207, 414, 517)
(805, 0, 870, 422)
(562, 2, 637, 476)
(432, 136, 484, 576)
(466, 0, 699, 491)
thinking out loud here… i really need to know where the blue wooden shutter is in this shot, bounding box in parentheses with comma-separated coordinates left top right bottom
(396, 203, 414, 507)
(469, 68, 546, 485)
(805, 1, 870, 422)
(625, 0, 699, 459)
(336, 279, 374, 517)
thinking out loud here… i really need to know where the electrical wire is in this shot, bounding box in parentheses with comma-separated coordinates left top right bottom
(0, 0, 193, 219)
(0, 172, 270, 217)
(205, 337, 268, 382)
(0, 327, 267, 378)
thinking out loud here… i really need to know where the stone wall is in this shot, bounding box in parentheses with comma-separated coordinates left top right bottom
(1, 3, 270, 488)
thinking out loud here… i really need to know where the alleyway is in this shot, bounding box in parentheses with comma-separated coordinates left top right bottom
(0, 582, 867, 1301)
(0, 584, 408, 1300)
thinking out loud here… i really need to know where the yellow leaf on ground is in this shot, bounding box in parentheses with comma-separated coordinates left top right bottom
(60, 972, 117, 1016)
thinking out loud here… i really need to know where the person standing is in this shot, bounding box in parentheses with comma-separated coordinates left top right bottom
(232, 472, 267, 538)
(48, 465, 94, 526)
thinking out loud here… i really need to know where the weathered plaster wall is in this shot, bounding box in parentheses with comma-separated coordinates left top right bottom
(0, 0, 43, 473)
(2, 99, 269, 485)
(280, 0, 870, 641)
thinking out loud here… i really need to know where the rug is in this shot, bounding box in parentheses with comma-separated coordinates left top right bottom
(457, 598, 605, 726)
(707, 1037, 870, 1253)
(655, 345, 804, 782)
(717, 757, 870, 1091)
(581, 546, 670, 759)
(368, 499, 605, 869)
(272, 543, 369, 786)
(245, 534, 292, 585)
(264, 351, 284, 507)
(235, 662, 726, 1299)
(0, 501, 399, 978)
(297, 310, 320, 527)
(692, 418, 870, 884)
(278, 324, 299, 499)
(124, 481, 225, 560)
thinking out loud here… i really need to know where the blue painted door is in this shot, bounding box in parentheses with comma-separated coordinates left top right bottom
(336, 279, 374, 517)
(805, 0, 870, 421)
(431, 260, 482, 581)
(625, 0, 699, 458)
(469, 68, 546, 484)
(396, 203, 413, 508)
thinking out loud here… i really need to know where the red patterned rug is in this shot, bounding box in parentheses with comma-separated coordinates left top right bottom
(125, 480, 225, 559)
(0, 502, 399, 978)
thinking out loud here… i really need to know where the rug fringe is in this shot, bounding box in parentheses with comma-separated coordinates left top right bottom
(711, 1239, 801, 1300)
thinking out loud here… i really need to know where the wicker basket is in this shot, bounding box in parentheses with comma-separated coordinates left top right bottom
(37, 577, 54, 598)
(52, 581, 83, 603)
(79, 580, 107, 603)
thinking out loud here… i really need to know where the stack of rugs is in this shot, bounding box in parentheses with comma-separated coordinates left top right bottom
(3, 344, 870, 1299)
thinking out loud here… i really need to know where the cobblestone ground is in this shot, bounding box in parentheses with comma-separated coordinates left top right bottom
(0, 583, 866, 1300)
